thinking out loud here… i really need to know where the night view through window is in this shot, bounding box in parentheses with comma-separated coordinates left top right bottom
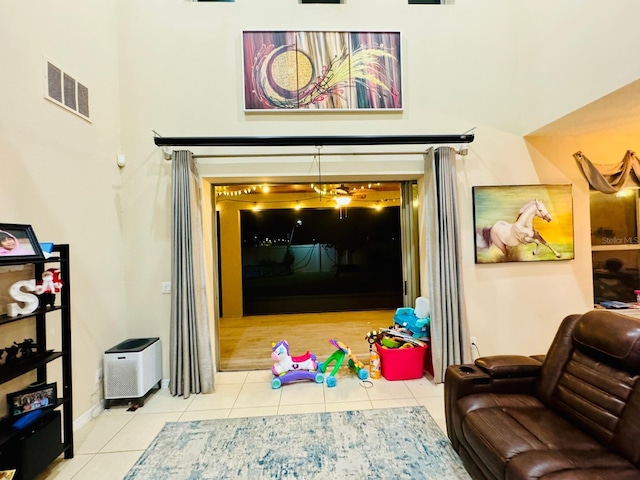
(240, 207, 402, 314)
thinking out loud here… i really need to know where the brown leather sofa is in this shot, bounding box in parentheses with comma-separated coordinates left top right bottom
(444, 310, 640, 480)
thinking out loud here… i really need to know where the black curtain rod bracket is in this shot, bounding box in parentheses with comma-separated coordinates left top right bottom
(153, 134, 474, 148)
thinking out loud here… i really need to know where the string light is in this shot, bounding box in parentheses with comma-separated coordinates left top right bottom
(215, 184, 274, 197)
(214, 183, 401, 211)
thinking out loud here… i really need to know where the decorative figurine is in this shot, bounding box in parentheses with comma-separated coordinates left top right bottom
(17, 338, 37, 358)
(35, 268, 62, 308)
(4, 344, 20, 364)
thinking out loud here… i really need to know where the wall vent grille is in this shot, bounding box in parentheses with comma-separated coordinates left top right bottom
(44, 58, 91, 122)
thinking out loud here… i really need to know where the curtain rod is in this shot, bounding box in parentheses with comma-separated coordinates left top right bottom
(153, 133, 474, 148)
(193, 150, 441, 159)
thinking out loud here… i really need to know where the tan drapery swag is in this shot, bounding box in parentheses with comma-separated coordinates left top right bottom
(574, 150, 640, 193)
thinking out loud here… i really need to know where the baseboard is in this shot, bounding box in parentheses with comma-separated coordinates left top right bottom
(73, 379, 170, 432)
(73, 403, 100, 432)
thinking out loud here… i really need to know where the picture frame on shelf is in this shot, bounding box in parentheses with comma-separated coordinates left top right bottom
(7, 382, 57, 418)
(0, 223, 44, 263)
(473, 184, 574, 264)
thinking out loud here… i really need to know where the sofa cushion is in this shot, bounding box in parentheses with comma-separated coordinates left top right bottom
(457, 394, 608, 479)
(573, 310, 640, 372)
(546, 347, 640, 462)
(506, 450, 638, 480)
(540, 472, 640, 480)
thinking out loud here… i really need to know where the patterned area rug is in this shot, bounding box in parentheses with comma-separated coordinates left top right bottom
(124, 406, 470, 480)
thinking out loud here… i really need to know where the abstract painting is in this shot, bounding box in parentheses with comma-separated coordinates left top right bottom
(473, 184, 574, 264)
(242, 31, 402, 111)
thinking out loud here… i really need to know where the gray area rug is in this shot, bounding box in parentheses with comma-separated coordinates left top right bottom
(124, 406, 470, 480)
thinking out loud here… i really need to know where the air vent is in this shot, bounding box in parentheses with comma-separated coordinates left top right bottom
(44, 58, 90, 122)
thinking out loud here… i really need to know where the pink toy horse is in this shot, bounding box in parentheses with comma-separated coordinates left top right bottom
(271, 340, 318, 376)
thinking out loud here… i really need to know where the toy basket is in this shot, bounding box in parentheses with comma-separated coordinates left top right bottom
(375, 342, 427, 381)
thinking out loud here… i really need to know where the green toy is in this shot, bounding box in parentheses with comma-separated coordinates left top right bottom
(318, 339, 369, 387)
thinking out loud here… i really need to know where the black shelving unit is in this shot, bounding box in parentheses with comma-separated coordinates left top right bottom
(0, 244, 73, 479)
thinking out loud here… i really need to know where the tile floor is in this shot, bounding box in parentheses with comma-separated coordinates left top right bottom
(37, 370, 446, 480)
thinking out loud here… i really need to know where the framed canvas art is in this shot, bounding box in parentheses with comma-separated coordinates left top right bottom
(473, 184, 574, 264)
(242, 30, 402, 111)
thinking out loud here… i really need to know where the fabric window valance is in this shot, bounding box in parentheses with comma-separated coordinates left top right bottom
(574, 150, 640, 194)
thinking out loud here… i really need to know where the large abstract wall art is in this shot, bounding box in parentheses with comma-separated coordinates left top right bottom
(242, 31, 402, 111)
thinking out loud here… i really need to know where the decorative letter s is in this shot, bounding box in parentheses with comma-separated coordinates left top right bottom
(7, 279, 38, 317)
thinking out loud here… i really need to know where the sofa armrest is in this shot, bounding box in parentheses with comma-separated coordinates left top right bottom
(530, 354, 545, 364)
(444, 363, 490, 448)
(446, 356, 542, 400)
(474, 355, 542, 378)
(444, 356, 542, 449)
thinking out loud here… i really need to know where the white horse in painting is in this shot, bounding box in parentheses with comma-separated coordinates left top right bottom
(478, 199, 561, 258)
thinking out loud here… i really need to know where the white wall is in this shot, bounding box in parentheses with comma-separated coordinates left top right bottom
(2, 0, 639, 423)
(515, 0, 640, 135)
(0, 2, 126, 420)
(115, 0, 598, 366)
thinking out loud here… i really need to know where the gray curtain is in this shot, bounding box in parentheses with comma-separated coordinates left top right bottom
(574, 150, 640, 193)
(170, 150, 214, 398)
(424, 147, 471, 383)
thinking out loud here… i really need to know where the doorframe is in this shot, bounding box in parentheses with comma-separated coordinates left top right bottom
(400, 181, 420, 307)
(206, 175, 424, 371)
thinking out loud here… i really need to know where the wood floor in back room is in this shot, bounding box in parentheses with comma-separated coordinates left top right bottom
(218, 310, 396, 371)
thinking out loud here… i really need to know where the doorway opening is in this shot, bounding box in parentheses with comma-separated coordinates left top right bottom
(215, 180, 418, 370)
(241, 206, 402, 314)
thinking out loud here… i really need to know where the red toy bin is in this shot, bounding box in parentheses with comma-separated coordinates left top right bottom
(423, 338, 434, 377)
(375, 342, 427, 381)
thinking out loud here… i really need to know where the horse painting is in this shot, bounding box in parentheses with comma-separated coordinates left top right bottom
(477, 199, 561, 259)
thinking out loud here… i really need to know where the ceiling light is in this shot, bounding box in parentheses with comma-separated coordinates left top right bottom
(335, 195, 352, 206)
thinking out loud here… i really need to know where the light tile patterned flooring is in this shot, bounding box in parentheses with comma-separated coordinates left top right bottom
(37, 370, 446, 480)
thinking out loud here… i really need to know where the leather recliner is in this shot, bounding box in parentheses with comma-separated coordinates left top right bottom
(444, 310, 640, 480)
